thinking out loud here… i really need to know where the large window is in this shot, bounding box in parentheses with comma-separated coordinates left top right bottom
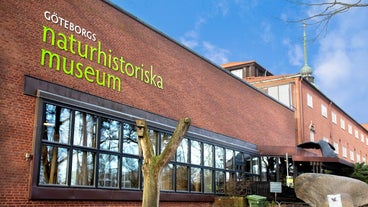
(39, 104, 140, 188)
(37, 101, 259, 196)
(230, 69, 243, 79)
(266, 84, 292, 108)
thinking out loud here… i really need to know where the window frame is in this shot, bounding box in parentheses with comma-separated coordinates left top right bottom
(30, 90, 259, 200)
(307, 93, 313, 108)
(340, 118, 345, 130)
(331, 112, 337, 124)
(321, 104, 328, 118)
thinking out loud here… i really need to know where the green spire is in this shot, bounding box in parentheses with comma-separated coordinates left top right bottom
(300, 23, 314, 82)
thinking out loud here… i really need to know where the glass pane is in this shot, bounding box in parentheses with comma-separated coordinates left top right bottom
(244, 153, 252, 173)
(100, 118, 120, 152)
(73, 111, 97, 148)
(225, 172, 236, 194)
(160, 132, 171, 154)
(203, 143, 213, 167)
(149, 129, 159, 155)
(279, 84, 291, 106)
(191, 140, 201, 165)
(268, 86, 278, 100)
(234, 152, 244, 171)
(161, 164, 173, 190)
(225, 149, 234, 170)
(176, 138, 188, 163)
(122, 123, 139, 155)
(215, 171, 225, 194)
(98, 153, 118, 188)
(191, 167, 201, 192)
(43, 104, 71, 144)
(203, 169, 213, 193)
(215, 146, 224, 169)
(71, 150, 95, 186)
(252, 157, 260, 175)
(176, 165, 188, 191)
(122, 157, 139, 189)
(39, 145, 68, 185)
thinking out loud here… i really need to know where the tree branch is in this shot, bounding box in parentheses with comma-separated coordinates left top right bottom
(157, 118, 191, 169)
(136, 119, 154, 161)
(287, 0, 368, 39)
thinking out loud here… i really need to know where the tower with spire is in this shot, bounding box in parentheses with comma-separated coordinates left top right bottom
(300, 23, 314, 83)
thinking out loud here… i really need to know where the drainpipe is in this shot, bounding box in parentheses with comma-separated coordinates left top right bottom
(297, 77, 304, 145)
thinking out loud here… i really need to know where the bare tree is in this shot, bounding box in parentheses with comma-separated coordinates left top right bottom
(289, 0, 368, 36)
(136, 118, 191, 207)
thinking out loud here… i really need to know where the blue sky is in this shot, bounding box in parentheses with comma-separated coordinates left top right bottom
(110, 0, 368, 124)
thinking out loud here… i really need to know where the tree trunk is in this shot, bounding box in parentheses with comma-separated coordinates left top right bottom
(136, 118, 191, 207)
(141, 159, 161, 207)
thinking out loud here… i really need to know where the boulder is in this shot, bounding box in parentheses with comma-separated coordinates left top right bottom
(295, 173, 368, 207)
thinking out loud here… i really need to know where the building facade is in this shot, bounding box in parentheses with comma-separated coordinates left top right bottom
(0, 1, 295, 206)
(223, 61, 368, 176)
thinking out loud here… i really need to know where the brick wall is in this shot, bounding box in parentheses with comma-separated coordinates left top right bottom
(0, 0, 295, 206)
(301, 81, 368, 163)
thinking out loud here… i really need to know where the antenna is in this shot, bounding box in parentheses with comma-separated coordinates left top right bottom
(300, 22, 314, 83)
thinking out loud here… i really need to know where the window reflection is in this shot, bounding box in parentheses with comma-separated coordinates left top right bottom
(98, 153, 118, 188)
(252, 157, 260, 175)
(203, 143, 213, 167)
(191, 167, 201, 192)
(215, 171, 225, 194)
(43, 104, 70, 144)
(234, 152, 243, 171)
(39, 145, 68, 185)
(160, 132, 171, 154)
(73, 111, 97, 148)
(244, 153, 252, 173)
(122, 157, 139, 188)
(71, 150, 95, 186)
(149, 129, 159, 155)
(161, 164, 173, 190)
(38, 102, 260, 193)
(100, 118, 120, 152)
(176, 138, 188, 163)
(203, 169, 213, 193)
(215, 146, 224, 169)
(225, 171, 235, 194)
(191, 140, 201, 165)
(225, 149, 234, 170)
(176, 165, 188, 191)
(122, 123, 138, 155)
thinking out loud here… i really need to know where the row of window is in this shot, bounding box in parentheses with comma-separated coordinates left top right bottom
(307, 93, 367, 145)
(310, 133, 367, 163)
(38, 102, 259, 194)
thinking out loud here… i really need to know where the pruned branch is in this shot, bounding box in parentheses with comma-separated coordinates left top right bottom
(157, 117, 191, 169)
(136, 119, 154, 161)
(136, 118, 191, 207)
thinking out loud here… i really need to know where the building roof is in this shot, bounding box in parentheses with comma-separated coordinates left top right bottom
(244, 74, 297, 83)
(221, 60, 257, 68)
(363, 124, 368, 131)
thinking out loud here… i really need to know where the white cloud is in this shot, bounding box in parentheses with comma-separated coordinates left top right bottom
(283, 38, 303, 66)
(214, 0, 229, 16)
(314, 47, 351, 89)
(261, 22, 273, 44)
(179, 1, 231, 65)
(312, 7, 368, 123)
(202, 41, 230, 64)
(179, 17, 206, 49)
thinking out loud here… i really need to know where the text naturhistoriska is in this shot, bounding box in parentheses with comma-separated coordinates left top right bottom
(41, 11, 164, 92)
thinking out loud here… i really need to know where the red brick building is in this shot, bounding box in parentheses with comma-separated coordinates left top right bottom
(0, 1, 295, 206)
(223, 60, 368, 176)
